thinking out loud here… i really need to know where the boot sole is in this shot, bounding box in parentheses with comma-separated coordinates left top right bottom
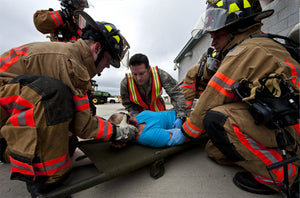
(233, 176, 277, 195)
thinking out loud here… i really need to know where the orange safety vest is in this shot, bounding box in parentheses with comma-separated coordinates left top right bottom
(126, 66, 165, 112)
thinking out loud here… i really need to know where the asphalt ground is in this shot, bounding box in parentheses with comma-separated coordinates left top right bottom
(0, 103, 283, 198)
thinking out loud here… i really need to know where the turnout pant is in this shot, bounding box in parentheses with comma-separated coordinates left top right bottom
(203, 103, 300, 191)
(0, 74, 74, 184)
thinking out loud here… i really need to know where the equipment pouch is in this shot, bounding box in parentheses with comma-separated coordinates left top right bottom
(233, 74, 299, 129)
(1, 125, 38, 159)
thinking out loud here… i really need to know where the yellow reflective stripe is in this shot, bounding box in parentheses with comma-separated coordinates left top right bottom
(229, 3, 240, 14)
(151, 66, 161, 111)
(152, 67, 160, 97)
(127, 73, 139, 105)
(105, 25, 112, 32)
(113, 35, 120, 43)
(243, 0, 251, 8)
(216, 0, 223, 7)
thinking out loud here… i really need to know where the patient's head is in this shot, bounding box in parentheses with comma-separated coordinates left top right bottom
(108, 112, 138, 128)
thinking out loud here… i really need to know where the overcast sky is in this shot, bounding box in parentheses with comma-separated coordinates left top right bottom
(0, 0, 206, 95)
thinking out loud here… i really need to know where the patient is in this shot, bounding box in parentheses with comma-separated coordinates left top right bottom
(108, 110, 188, 148)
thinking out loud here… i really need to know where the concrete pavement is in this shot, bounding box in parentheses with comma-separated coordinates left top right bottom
(0, 103, 283, 198)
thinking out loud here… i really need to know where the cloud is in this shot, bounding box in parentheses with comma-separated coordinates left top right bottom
(0, 0, 206, 95)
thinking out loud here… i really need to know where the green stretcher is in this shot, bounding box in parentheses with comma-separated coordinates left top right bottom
(40, 135, 208, 198)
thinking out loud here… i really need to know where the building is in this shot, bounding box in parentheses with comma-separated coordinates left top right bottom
(174, 0, 300, 82)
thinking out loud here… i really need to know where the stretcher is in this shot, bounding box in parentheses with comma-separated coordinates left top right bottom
(39, 135, 208, 198)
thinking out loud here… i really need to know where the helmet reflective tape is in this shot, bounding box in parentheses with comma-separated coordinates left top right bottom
(243, 0, 251, 8)
(113, 35, 121, 43)
(216, 1, 223, 7)
(228, 3, 240, 14)
(105, 24, 113, 32)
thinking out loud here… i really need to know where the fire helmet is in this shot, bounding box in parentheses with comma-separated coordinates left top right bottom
(192, 0, 274, 37)
(81, 21, 130, 68)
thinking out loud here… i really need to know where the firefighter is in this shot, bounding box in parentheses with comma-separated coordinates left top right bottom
(180, 48, 220, 109)
(0, 21, 135, 197)
(181, 0, 300, 195)
(120, 53, 189, 129)
(33, 0, 89, 42)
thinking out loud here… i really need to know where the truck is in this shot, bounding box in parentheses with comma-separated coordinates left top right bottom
(89, 80, 111, 105)
(107, 96, 121, 103)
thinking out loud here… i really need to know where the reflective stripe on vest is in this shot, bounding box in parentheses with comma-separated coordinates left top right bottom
(0, 46, 28, 72)
(233, 124, 297, 184)
(10, 152, 70, 180)
(73, 94, 89, 111)
(0, 95, 35, 127)
(126, 66, 165, 112)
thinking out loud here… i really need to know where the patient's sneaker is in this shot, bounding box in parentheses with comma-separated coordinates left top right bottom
(233, 171, 277, 195)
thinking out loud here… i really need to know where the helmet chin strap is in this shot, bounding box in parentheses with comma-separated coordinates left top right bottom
(220, 33, 235, 57)
(94, 49, 106, 76)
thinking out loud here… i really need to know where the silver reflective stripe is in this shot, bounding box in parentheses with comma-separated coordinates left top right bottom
(34, 154, 70, 173)
(2, 102, 29, 111)
(52, 11, 63, 26)
(211, 75, 232, 89)
(100, 121, 108, 139)
(243, 132, 279, 165)
(17, 111, 27, 126)
(75, 98, 89, 106)
(10, 161, 33, 173)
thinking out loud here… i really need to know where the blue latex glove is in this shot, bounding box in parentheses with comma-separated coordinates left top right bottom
(173, 118, 183, 129)
(167, 129, 186, 146)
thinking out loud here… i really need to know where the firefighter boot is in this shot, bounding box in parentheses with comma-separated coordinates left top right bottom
(233, 171, 277, 195)
(0, 138, 8, 163)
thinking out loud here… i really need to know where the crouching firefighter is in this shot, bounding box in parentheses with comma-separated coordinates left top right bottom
(182, 0, 300, 197)
(0, 18, 133, 197)
(233, 73, 300, 197)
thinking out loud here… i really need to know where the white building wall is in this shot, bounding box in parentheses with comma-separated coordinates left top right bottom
(176, 0, 300, 81)
(177, 34, 211, 81)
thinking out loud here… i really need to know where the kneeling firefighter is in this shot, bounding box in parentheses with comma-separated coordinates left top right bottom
(182, 0, 300, 197)
(0, 15, 134, 197)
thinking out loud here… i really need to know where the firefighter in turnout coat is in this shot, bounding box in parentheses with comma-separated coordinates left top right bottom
(182, 0, 300, 195)
(0, 21, 134, 197)
(180, 48, 220, 109)
(33, 0, 89, 42)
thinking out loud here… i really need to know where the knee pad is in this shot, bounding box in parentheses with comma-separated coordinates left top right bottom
(204, 110, 244, 162)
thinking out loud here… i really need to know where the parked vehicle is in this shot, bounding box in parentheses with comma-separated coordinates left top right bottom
(91, 91, 111, 104)
(107, 96, 120, 103)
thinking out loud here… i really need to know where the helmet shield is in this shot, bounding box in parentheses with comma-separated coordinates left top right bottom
(192, 8, 229, 38)
(192, 0, 274, 37)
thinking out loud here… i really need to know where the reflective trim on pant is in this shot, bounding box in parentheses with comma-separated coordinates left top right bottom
(233, 124, 297, 185)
